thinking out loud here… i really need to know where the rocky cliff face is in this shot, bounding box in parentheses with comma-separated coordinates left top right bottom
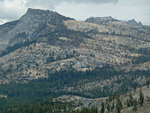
(0, 8, 150, 84)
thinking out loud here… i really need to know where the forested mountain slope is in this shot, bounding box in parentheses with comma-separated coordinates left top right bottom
(0, 8, 150, 83)
(0, 8, 150, 112)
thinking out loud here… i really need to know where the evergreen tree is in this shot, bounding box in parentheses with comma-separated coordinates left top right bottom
(90, 106, 98, 113)
(116, 97, 122, 113)
(129, 93, 133, 106)
(108, 93, 113, 102)
(100, 102, 105, 113)
(146, 80, 150, 88)
(126, 99, 130, 107)
(106, 103, 111, 113)
(133, 84, 137, 92)
(116, 97, 122, 109)
(133, 99, 137, 111)
(116, 105, 121, 113)
(80, 107, 90, 113)
(111, 101, 115, 111)
(139, 90, 144, 106)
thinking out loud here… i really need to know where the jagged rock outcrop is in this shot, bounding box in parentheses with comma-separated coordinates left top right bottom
(85, 16, 119, 25)
(127, 19, 143, 26)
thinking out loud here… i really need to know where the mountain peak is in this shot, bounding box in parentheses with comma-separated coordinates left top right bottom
(85, 16, 119, 25)
(127, 19, 142, 26)
(25, 8, 58, 18)
(24, 8, 72, 21)
(27, 8, 52, 14)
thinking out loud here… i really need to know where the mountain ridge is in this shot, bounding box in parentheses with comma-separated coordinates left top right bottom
(0, 8, 150, 97)
(0, 8, 150, 82)
(0, 8, 150, 112)
(85, 16, 143, 26)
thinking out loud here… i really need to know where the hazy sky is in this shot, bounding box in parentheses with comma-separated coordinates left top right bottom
(0, 0, 150, 25)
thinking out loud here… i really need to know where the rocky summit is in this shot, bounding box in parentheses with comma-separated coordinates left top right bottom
(0, 8, 150, 84)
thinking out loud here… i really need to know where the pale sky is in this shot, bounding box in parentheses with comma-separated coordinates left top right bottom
(0, 0, 150, 25)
